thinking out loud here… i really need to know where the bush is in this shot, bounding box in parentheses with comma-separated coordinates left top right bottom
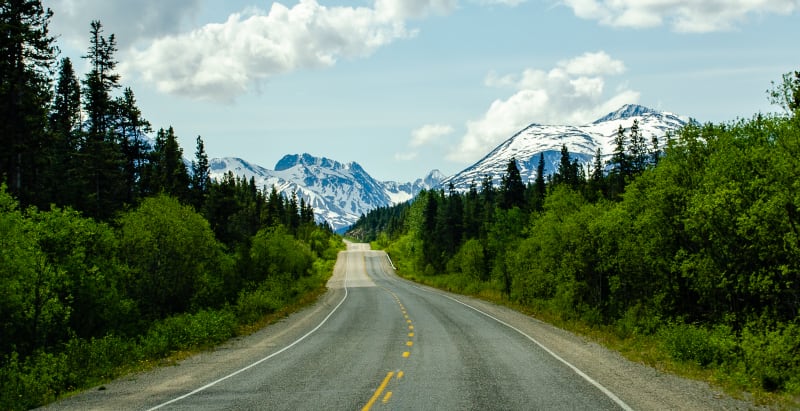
(741, 322, 800, 392)
(139, 309, 237, 358)
(235, 284, 285, 324)
(659, 322, 736, 367)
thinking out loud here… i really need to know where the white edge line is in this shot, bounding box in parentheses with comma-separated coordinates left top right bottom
(408, 283, 634, 411)
(146, 258, 350, 411)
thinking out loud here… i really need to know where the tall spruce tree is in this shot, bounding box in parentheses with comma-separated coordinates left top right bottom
(49, 57, 82, 206)
(608, 125, 629, 198)
(0, 0, 56, 206)
(500, 158, 525, 210)
(191, 135, 210, 209)
(150, 126, 190, 201)
(80, 20, 124, 218)
(114, 87, 151, 204)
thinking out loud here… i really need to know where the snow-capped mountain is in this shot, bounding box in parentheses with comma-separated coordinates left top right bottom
(441, 104, 688, 190)
(209, 154, 443, 231)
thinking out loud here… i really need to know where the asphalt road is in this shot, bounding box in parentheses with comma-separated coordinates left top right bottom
(48, 242, 747, 410)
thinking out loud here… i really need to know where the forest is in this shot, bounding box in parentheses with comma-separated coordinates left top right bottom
(350, 72, 800, 398)
(0, 2, 342, 409)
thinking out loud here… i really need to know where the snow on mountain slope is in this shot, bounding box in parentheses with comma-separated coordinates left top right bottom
(209, 154, 443, 231)
(441, 104, 688, 190)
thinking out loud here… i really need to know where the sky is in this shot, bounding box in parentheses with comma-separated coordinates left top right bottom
(42, 0, 800, 182)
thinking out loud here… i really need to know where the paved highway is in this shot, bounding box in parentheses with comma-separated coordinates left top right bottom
(149, 243, 625, 410)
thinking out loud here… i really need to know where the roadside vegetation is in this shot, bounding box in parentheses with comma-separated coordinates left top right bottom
(350, 71, 800, 406)
(0, 4, 342, 409)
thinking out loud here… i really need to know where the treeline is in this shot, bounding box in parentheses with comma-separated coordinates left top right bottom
(0, 3, 341, 409)
(349, 73, 800, 395)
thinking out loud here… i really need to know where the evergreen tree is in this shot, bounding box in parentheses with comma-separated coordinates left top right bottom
(628, 119, 648, 174)
(191, 135, 210, 209)
(533, 152, 546, 209)
(651, 134, 661, 165)
(588, 148, 606, 200)
(114, 87, 151, 204)
(500, 158, 525, 210)
(554, 145, 581, 189)
(150, 126, 190, 200)
(48, 57, 82, 206)
(0, 0, 56, 206)
(462, 180, 481, 239)
(82, 20, 119, 138)
(49, 57, 82, 143)
(80, 20, 124, 218)
(608, 125, 629, 198)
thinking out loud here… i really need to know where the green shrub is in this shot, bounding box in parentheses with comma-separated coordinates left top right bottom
(659, 322, 736, 367)
(0, 351, 68, 410)
(139, 309, 237, 358)
(235, 284, 285, 324)
(741, 322, 800, 392)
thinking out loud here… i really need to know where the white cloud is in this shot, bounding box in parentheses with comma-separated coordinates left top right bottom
(447, 51, 639, 163)
(375, 0, 458, 19)
(559, 0, 799, 32)
(411, 124, 455, 147)
(125, 0, 441, 101)
(43, 0, 201, 49)
(396, 123, 454, 162)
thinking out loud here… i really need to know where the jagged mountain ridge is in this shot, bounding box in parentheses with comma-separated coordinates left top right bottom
(440, 104, 688, 190)
(209, 153, 443, 231)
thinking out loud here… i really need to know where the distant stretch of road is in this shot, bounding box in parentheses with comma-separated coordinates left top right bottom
(44, 242, 747, 410)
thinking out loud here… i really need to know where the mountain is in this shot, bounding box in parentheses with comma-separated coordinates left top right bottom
(440, 104, 688, 190)
(208, 154, 443, 232)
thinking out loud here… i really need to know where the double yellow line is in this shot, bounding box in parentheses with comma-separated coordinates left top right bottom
(361, 371, 396, 411)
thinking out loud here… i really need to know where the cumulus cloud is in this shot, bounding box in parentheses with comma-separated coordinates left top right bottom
(411, 124, 455, 147)
(43, 0, 201, 49)
(559, 0, 799, 32)
(447, 51, 639, 163)
(121, 0, 467, 101)
(396, 123, 454, 161)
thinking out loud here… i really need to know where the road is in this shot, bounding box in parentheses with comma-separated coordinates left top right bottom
(43, 243, 752, 410)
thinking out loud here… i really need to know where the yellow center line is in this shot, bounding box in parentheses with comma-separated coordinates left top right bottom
(402, 351, 410, 358)
(409, 325, 414, 330)
(397, 371, 404, 380)
(408, 332, 414, 337)
(382, 391, 393, 404)
(361, 371, 394, 411)
(406, 341, 414, 347)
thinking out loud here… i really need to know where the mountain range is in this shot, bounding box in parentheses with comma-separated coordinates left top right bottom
(208, 154, 444, 232)
(208, 104, 688, 231)
(440, 104, 688, 190)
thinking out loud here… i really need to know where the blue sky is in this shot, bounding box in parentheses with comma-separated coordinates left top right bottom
(43, 0, 800, 182)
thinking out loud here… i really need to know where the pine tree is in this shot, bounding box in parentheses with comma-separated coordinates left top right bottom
(0, 0, 56, 206)
(114, 87, 151, 203)
(608, 125, 629, 198)
(80, 20, 124, 218)
(48, 57, 82, 206)
(500, 158, 525, 210)
(151, 126, 190, 201)
(191, 135, 210, 209)
(628, 119, 648, 174)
